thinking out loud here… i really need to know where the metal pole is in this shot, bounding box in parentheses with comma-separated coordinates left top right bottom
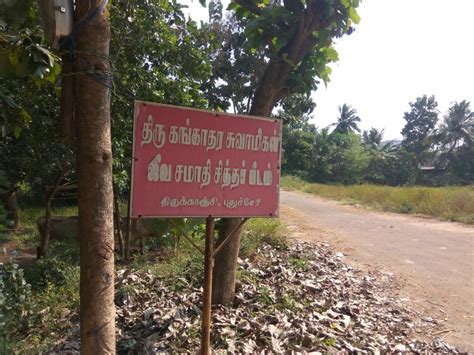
(201, 216, 215, 355)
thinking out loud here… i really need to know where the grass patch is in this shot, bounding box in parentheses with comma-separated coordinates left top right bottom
(281, 176, 474, 224)
(280, 175, 307, 191)
(289, 256, 309, 272)
(20, 205, 78, 227)
(240, 218, 288, 257)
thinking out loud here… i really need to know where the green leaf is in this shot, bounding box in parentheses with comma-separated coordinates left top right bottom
(8, 49, 19, 66)
(19, 109, 31, 124)
(349, 7, 361, 24)
(341, 0, 350, 8)
(35, 46, 56, 67)
(13, 125, 21, 138)
(322, 47, 339, 62)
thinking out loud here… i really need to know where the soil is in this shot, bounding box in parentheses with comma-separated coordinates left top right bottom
(280, 190, 474, 353)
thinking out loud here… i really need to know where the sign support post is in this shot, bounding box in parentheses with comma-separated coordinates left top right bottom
(201, 216, 215, 355)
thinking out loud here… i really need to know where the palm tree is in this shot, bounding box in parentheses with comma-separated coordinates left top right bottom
(437, 100, 474, 153)
(363, 128, 384, 150)
(332, 104, 361, 134)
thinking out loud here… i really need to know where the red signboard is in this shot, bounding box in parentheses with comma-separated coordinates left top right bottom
(130, 101, 282, 218)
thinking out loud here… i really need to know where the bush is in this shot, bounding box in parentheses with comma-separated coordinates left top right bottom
(0, 257, 80, 353)
(0, 263, 37, 352)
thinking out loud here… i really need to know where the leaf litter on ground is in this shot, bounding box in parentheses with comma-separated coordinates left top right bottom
(50, 241, 458, 353)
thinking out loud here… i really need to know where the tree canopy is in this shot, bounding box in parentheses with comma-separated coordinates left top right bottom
(332, 103, 361, 134)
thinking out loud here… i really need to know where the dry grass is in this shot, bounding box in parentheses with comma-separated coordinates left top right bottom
(281, 176, 474, 224)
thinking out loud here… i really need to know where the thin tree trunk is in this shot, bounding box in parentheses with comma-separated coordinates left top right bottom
(113, 184, 125, 259)
(124, 197, 132, 260)
(74, 1, 115, 353)
(38, 170, 66, 258)
(5, 187, 20, 230)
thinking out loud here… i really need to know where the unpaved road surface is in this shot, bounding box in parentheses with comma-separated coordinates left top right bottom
(280, 190, 474, 353)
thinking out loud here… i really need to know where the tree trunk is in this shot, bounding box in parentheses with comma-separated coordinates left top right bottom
(74, 1, 115, 353)
(211, 217, 244, 304)
(113, 184, 125, 259)
(4, 187, 20, 230)
(211, 4, 340, 305)
(211, 87, 275, 305)
(38, 170, 65, 258)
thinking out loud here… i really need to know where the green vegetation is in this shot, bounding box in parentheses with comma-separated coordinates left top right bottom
(0, 243, 80, 353)
(281, 176, 474, 224)
(240, 218, 287, 257)
(282, 98, 473, 187)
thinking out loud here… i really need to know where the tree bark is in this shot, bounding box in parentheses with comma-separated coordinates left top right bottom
(211, 74, 278, 305)
(4, 188, 20, 230)
(38, 170, 66, 258)
(124, 194, 132, 260)
(74, 1, 115, 353)
(211, 217, 244, 304)
(211, 5, 324, 305)
(113, 184, 125, 259)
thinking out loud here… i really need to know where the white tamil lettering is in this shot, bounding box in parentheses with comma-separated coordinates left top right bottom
(141, 115, 154, 146)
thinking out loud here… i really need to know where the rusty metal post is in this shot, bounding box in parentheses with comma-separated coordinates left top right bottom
(201, 216, 215, 355)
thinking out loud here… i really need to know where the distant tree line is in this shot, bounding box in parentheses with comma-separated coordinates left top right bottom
(281, 95, 474, 186)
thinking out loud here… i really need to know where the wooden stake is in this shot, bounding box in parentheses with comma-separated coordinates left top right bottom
(201, 216, 215, 355)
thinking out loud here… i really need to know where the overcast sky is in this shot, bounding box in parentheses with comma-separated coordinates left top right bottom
(185, 0, 474, 140)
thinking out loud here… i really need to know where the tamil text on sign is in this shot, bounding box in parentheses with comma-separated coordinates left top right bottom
(131, 101, 282, 217)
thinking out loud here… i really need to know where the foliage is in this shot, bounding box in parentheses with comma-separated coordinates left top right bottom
(332, 104, 361, 134)
(281, 124, 317, 180)
(363, 128, 384, 149)
(282, 125, 371, 184)
(0, 263, 35, 351)
(0, 0, 61, 135)
(0, 79, 74, 201)
(433, 100, 474, 184)
(202, 4, 267, 114)
(325, 132, 370, 184)
(436, 100, 473, 151)
(277, 93, 316, 129)
(362, 129, 399, 184)
(281, 95, 472, 187)
(1, 0, 73, 210)
(201, 0, 360, 118)
(230, 0, 359, 100)
(0, 258, 80, 353)
(400, 95, 439, 181)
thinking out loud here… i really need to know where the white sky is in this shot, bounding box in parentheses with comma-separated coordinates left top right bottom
(184, 0, 474, 140)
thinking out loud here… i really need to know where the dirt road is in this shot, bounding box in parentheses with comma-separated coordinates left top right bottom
(280, 190, 474, 353)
